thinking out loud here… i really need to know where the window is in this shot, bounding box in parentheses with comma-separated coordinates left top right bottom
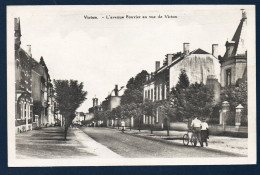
(226, 69, 232, 86)
(158, 86, 160, 100)
(154, 87, 157, 101)
(156, 108, 159, 123)
(148, 90, 150, 100)
(151, 89, 153, 101)
(162, 84, 165, 100)
(18, 102, 22, 119)
(24, 103, 27, 118)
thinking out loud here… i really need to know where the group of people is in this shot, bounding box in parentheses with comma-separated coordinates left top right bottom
(191, 116, 209, 147)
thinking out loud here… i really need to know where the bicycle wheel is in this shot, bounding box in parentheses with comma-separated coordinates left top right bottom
(191, 135, 197, 147)
(183, 134, 189, 146)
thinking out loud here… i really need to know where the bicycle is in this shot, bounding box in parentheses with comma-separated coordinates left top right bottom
(183, 129, 192, 146)
(183, 129, 202, 147)
(121, 126, 125, 133)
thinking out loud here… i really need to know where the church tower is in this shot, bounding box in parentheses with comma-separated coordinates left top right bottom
(219, 9, 247, 87)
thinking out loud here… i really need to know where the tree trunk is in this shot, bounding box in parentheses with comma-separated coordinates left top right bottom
(64, 125, 68, 140)
(64, 117, 68, 140)
(130, 117, 132, 131)
(64, 114, 71, 140)
(138, 117, 141, 132)
(167, 118, 170, 136)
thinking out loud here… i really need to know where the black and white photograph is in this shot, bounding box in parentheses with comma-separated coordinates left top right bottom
(7, 5, 256, 166)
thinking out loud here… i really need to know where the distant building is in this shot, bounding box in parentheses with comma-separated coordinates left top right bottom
(102, 85, 124, 126)
(73, 112, 85, 124)
(219, 9, 247, 87)
(31, 56, 52, 127)
(88, 97, 102, 126)
(106, 85, 123, 111)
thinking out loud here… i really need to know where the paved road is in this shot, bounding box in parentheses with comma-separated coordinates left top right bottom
(80, 127, 242, 158)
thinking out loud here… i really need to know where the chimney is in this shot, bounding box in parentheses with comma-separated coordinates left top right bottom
(26, 45, 32, 57)
(115, 85, 119, 96)
(183, 43, 190, 55)
(212, 44, 218, 58)
(155, 61, 160, 71)
(14, 18, 21, 50)
(167, 54, 174, 66)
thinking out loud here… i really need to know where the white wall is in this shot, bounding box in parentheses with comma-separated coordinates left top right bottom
(169, 54, 220, 89)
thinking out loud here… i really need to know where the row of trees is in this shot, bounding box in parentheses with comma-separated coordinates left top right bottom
(90, 70, 216, 131)
(90, 69, 248, 131)
(50, 70, 247, 139)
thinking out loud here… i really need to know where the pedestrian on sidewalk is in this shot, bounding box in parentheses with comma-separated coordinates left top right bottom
(121, 120, 125, 132)
(201, 118, 209, 147)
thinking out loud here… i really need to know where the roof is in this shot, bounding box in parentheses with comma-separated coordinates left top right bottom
(190, 48, 209, 54)
(242, 66, 247, 81)
(169, 48, 211, 68)
(223, 16, 247, 59)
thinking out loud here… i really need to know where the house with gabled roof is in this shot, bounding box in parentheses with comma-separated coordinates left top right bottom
(143, 42, 221, 129)
(168, 43, 221, 89)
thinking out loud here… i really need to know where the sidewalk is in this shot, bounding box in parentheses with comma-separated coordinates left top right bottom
(110, 127, 248, 156)
(16, 126, 120, 159)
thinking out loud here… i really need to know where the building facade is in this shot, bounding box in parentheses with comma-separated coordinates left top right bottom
(15, 17, 55, 132)
(143, 42, 221, 129)
(15, 18, 33, 132)
(219, 10, 247, 87)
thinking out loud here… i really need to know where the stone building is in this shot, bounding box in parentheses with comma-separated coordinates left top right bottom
(31, 56, 52, 127)
(101, 85, 124, 126)
(15, 17, 55, 131)
(217, 10, 248, 127)
(219, 9, 247, 87)
(169, 43, 220, 88)
(143, 43, 221, 129)
(15, 17, 33, 132)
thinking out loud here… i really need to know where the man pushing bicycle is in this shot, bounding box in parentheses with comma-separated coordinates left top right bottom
(190, 116, 202, 146)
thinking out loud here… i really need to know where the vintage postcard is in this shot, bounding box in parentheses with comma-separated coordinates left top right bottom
(7, 5, 256, 166)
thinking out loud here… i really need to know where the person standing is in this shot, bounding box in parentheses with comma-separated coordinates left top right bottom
(191, 116, 202, 146)
(121, 120, 125, 132)
(201, 118, 209, 147)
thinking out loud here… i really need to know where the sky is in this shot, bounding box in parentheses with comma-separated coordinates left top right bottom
(7, 5, 254, 112)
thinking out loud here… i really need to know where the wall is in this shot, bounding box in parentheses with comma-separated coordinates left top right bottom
(85, 113, 94, 121)
(109, 96, 121, 110)
(220, 58, 247, 87)
(143, 82, 155, 101)
(235, 60, 247, 82)
(169, 122, 248, 134)
(169, 54, 220, 88)
(31, 70, 41, 101)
